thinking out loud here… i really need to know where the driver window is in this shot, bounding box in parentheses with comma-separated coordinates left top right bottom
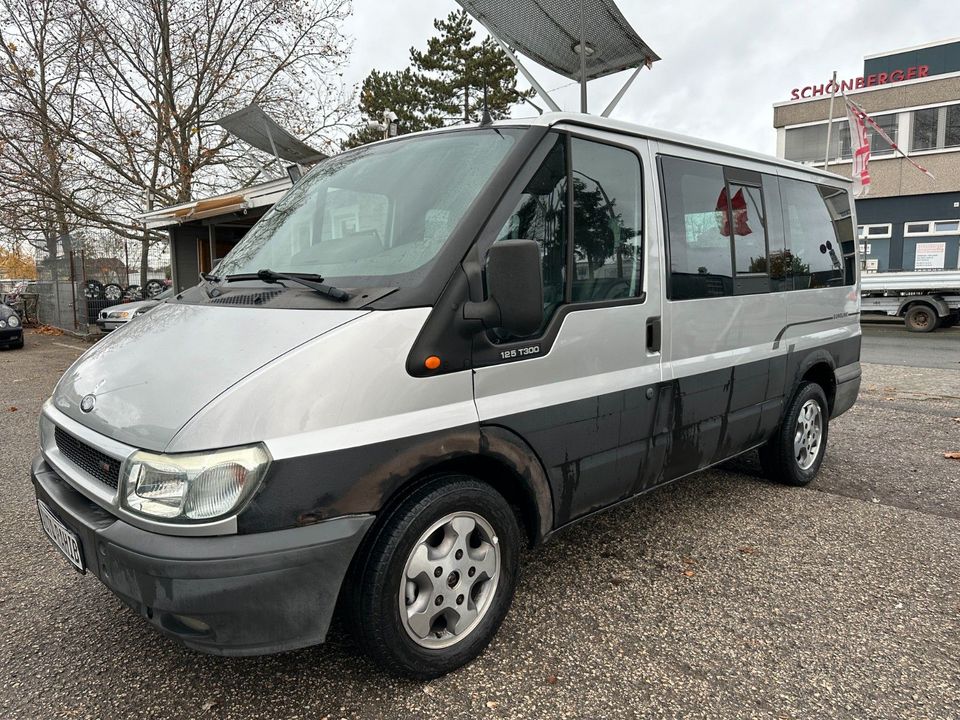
(496, 134, 567, 330)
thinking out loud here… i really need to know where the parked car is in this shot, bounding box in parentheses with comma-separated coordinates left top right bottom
(95, 288, 173, 332)
(0, 302, 23, 349)
(30, 113, 860, 678)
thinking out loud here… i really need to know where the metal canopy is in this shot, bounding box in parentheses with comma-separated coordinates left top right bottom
(216, 103, 327, 165)
(456, 0, 659, 82)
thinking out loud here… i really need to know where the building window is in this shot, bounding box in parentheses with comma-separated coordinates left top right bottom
(910, 103, 960, 152)
(911, 108, 939, 151)
(947, 105, 960, 149)
(858, 224, 892, 239)
(904, 220, 960, 236)
(784, 114, 897, 165)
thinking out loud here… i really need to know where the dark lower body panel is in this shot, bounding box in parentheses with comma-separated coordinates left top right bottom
(31, 456, 374, 656)
(0, 327, 22, 347)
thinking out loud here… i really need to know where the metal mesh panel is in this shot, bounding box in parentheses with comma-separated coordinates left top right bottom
(54, 426, 122, 491)
(457, 0, 659, 80)
(208, 290, 282, 306)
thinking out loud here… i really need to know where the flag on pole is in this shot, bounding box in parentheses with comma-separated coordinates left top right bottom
(843, 95, 934, 198)
(844, 97, 871, 197)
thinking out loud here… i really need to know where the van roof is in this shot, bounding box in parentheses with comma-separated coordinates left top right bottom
(509, 112, 850, 184)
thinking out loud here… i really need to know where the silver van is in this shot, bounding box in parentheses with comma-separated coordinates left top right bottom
(31, 113, 860, 678)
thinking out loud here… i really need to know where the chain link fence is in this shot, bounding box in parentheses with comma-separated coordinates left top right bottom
(32, 238, 170, 335)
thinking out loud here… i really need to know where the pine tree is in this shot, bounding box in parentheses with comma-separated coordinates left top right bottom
(345, 10, 534, 147)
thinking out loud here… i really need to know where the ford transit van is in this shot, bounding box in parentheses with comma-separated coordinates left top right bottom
(31, 113, 860, 678)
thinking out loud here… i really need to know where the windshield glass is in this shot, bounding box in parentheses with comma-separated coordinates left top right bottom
(215, 129, 520, 288)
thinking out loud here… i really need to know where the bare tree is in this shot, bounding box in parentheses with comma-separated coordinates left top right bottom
(0, 0, 355, 287)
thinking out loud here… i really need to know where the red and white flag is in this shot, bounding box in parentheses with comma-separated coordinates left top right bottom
(843, 95, 934, 197)
(844, 97, 871, 197)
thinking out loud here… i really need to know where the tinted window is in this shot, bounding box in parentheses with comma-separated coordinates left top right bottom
(947, 105, 960, 149)
(729, 183, 769, 294)
(779, 178, 845, 289)
(661, 157, 733, 299)
(818, 185, 857, 286)
(912, 108, 939, 151)
(496, 134, 567, 326)
(570, 138, 643, 302)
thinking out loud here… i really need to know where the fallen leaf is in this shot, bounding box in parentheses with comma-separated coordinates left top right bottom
(486, 700, 499, 709)
(201, 701, 216, 711)
(944, 452, 960, 460)
(884, 397, 895, 401)
(681, 556, 696, 565)
(738, 546, 759, 555)
(950, 417, 960, 423)
(546, 674, 558, 685)
(7, 407, 16, 412)
(682, 569, 695, 577)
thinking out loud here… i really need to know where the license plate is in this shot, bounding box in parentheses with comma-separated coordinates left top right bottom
(37, 500, 85, 572)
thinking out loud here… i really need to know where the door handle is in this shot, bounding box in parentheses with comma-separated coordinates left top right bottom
(646, 316, 661, 353)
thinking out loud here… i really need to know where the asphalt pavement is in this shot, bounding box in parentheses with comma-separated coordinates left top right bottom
(1, 326, 958, 720)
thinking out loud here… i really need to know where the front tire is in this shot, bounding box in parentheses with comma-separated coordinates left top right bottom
(759, 382, 829, 486)
(346, 476, 521, 679)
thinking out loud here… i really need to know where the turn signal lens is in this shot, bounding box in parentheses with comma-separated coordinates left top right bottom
(424, 356, 441, 370)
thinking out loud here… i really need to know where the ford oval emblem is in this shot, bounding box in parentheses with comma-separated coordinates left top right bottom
(80, 394, 96, 413)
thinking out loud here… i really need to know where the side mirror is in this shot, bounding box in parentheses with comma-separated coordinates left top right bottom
(464, 239, 543, 336)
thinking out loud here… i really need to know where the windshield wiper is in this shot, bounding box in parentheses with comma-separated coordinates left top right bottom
(225, 269, 349, 302)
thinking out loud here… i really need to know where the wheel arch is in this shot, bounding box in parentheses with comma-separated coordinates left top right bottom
(789, 350, 837, 416)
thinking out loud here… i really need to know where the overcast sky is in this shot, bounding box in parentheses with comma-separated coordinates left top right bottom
(342, 1, 960, 155)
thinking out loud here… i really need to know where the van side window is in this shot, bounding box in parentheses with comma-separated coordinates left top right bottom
(660, 156, 733, 299)
(728, 182, 770, 295)
(818, 185, 857, 286)
(570, 138, 643, 301)
(496, 134, 567, 328)
(779, 178, 845, 289)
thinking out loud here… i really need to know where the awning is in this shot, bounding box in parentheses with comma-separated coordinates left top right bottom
(456, 0, 659, 81)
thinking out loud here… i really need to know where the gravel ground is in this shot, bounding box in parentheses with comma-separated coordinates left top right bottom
(1, 328, 958, 720)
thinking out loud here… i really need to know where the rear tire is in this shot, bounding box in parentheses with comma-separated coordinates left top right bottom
(759, 382, 829, 487)
(346, 476, 521, 679)
(904, 304, 939, 333)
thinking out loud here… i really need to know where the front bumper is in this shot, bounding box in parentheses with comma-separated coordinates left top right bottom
(31, 455, 374, 656)
(0, 327, 22, 346)
(94, 319, 126, 332)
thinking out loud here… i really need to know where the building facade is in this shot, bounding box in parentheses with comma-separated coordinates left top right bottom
(773, 38, 960, 273)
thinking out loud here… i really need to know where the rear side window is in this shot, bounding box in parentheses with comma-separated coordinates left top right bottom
(660, 157, 733, 299)
(818, 185, 857, 286)
(779, 179, 846, 289)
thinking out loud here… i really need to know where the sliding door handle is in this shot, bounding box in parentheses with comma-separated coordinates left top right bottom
(646, 316, 661, 353)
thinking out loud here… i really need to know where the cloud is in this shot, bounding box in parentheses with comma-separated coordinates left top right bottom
(343, 1, 960, 155)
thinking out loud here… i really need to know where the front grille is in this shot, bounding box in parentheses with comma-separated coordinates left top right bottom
(54, 426, 122, 490)
(208, 290, 281, 306)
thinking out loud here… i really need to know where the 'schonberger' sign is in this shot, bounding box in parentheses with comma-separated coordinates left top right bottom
(790, 65, 929, 100)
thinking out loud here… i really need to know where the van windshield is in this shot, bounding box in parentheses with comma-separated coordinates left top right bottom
(215, 129, 520, 288)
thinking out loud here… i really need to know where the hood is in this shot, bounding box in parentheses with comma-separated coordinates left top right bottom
(53, 302, 367, 451)
(105, 298, 160, 314)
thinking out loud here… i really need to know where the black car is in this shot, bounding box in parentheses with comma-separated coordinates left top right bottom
(0, 303, 24, 349)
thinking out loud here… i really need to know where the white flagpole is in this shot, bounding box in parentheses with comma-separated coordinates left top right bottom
(824, 70, 838, 167)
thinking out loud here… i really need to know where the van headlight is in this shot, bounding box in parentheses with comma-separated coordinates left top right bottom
(121, 445, 270, 521)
